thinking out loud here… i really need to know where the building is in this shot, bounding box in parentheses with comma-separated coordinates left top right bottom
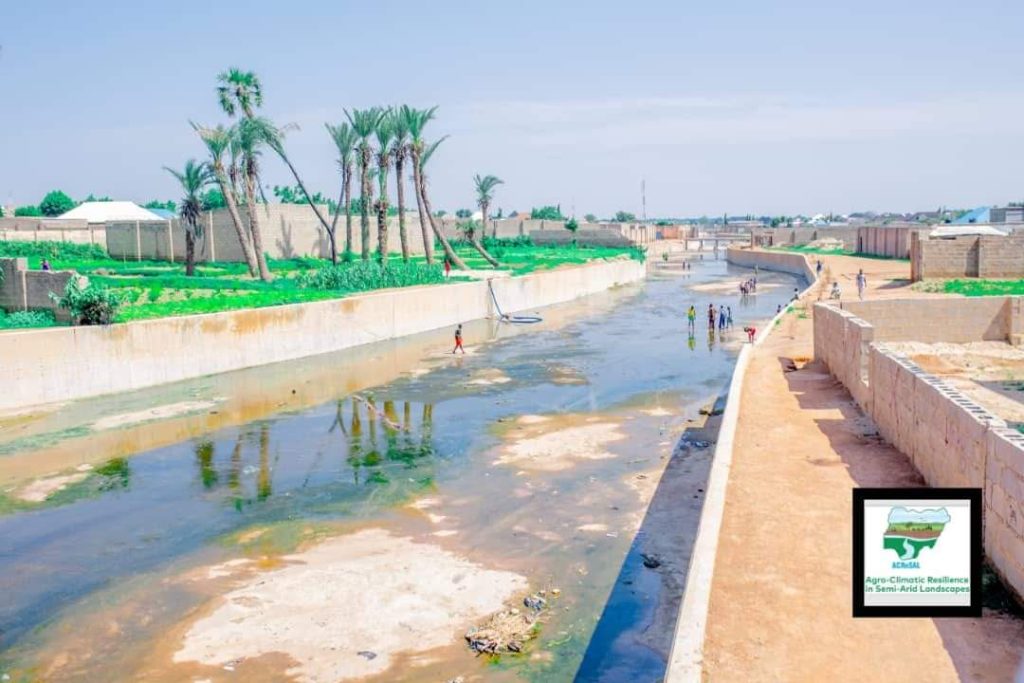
(59, 201, 163, 223)
(990, 205, 1024, 224)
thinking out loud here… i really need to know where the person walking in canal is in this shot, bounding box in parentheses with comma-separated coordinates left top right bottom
(452, 324, 465, 354)
(687, 304, 696, 331)
(856, 269, 867, 300)
(718, 304, 727, 331)
(707, 303, 716, 328)
(726, 306, 734, 329)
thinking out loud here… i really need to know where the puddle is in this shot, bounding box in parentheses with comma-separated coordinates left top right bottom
(0, 261, 800, 682)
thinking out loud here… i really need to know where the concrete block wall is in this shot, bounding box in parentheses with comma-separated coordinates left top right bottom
(0, 217, 105, 248)
(912, 233, 1024, 281)
(4, 258, 644, 411)
(815, 299, 1024, 600)
(0, 258, 80, 322)
(105, 205, 430, 263)
(530, 229, 633, 248)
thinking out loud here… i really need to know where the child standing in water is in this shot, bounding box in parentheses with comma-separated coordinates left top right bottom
(707, 303, 716, 328)
(687, 304, 696, 331)
(726, 306, 734, 329)
(452, 324, 465, 354)
(718, 305, 727, 331)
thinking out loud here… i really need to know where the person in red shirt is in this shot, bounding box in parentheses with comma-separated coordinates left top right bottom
(452, 324, 465, 354)
(444, 257, 451, 278)
(744, 326, 756, 343)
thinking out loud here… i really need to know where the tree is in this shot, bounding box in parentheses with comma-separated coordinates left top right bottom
(14, 205, 42, 217)
(193, 122, 259, 277)
(584, 213, 597, 223)
(346, 107, 385, 261)
(164, 159, 213, 276)
(39, 190, 75, 217)
(373, 110, 396, 263)
(455, 209, 472, 219)
(84, 194, 113, 202)
(144, 199, 176, 212)
(201, 188, 226, 210)
(565, 216, 579, 246)
(531, 205, 563, 220)
(216, 68, 273, 281)
(613, 210, 636, 222)
(390, 110, 412, 262)
(420, 136, 467, 269)
(326, 121, 358, 261)
(472, 174, 503, 266)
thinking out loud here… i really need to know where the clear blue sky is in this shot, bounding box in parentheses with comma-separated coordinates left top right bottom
(3, 0, 1023, 217)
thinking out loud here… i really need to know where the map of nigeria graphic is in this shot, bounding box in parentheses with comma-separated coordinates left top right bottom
(883, 506, 949, 560)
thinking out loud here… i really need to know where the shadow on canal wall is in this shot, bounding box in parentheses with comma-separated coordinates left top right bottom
(575, 399, 725, 682)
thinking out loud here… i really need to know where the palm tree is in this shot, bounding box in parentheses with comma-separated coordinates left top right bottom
(326, 121, 358, 261)
(192, 123, 259, 277)
(261, 122, 336, 262)
(216, 68, 272, 281)
(475, 174, 504, 239)
(346, 107, 385, 261)
(164, 159, 213, 276)
(418, 137, 467, 269)
(234, 116, 276, 281)
(374, 111, 395, 264)
(390, 111, 411, 261)
(402, 106, 466, 269)
(217, 68, 263, 118)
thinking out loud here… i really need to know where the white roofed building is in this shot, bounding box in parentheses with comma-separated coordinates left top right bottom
(58, 201, 163, 223)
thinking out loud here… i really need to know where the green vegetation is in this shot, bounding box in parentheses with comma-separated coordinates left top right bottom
(938, 279, 1024, 297)
(14, 205, 42, 217)
(51, 278, 123, 325)
(0, 310, 56, 329)
(531, 205, 564, 220)
(613, 211, 636, 222)
(769, 244, 909, 261)
(143, 199, 177, 212)
(0, 239, 635, 328)
(39, 190, 76, 217)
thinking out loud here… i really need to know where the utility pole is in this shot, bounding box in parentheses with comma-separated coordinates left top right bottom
(641, 178, 647, 222)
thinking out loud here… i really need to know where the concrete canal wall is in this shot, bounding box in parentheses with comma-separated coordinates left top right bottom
(726, 246, 816, 283)
(4, 258, 645, 412)
(814, 297, 1024, 600)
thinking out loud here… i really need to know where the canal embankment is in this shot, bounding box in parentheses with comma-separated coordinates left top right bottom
(670, 250, 1024, 681)
(4, 258, 644, 412)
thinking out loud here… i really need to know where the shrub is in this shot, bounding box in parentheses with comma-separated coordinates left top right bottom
(531, 205, 564, 220)
(14, 205, 42, 217)
(0, 309, 56, 329)
(298, 261, 444, 292)
(0, 240, 107, 260)
(39, 190, 76, 217)
(565, 217, 579, 233)
(51, 278, 122, 325)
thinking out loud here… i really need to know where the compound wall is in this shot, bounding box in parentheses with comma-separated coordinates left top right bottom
(4, 258, 645, 411)
(911, 233, 1024, 281)
(814, 297, 1024, 599)
(0, 258, 81, 322)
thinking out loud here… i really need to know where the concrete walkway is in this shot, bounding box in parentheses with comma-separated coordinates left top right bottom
(701, 254, 1024, 682)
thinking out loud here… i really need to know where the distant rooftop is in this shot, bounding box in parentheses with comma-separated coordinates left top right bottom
(58, 201, 163, 222)
(953, 206, 990, 224)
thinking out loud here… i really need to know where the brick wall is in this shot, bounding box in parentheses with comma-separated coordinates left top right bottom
(911, 233, 1024, 281)
(0, 258, 81, 322)
(814, 298, 1024, 600)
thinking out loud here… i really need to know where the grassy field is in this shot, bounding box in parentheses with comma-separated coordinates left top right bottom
(768, 244, 908, 261)
(0, 239, 643, 326)
(930, 279, 1024, 297)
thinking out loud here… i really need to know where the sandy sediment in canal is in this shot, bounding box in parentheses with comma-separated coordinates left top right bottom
(494, 416, 626, 472)
(173, 528, 526, 682)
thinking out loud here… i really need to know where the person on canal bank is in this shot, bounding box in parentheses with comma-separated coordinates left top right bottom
(444, 257, 451, 278)
(452, 324, 465, 354)
(856, 268, 867, 300)
(687, 304, 696, 331)
(816, 259, 823, 278)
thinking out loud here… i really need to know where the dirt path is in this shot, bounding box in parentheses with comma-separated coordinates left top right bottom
(702, 254, 1024, 681)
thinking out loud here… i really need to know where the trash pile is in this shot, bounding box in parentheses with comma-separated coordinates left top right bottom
(465, 590, 551, 655)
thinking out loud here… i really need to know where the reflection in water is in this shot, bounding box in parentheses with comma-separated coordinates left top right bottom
(257, 424, 271, 501)
(687, 331, 696, 352)
(195, 441, 217, 489)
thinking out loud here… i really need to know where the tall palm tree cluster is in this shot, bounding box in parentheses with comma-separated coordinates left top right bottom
(167, 68, 511, 280)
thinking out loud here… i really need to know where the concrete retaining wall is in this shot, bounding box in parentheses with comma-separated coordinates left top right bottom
(726, 246, 815, 283)
(4, 258, 644, 411)
(814, 298, 1024, 599)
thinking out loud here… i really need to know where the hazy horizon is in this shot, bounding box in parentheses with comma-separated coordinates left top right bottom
(3, 1, 1023, 218)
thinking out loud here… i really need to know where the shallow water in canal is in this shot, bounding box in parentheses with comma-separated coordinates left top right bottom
(0, 258, 799, 682)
